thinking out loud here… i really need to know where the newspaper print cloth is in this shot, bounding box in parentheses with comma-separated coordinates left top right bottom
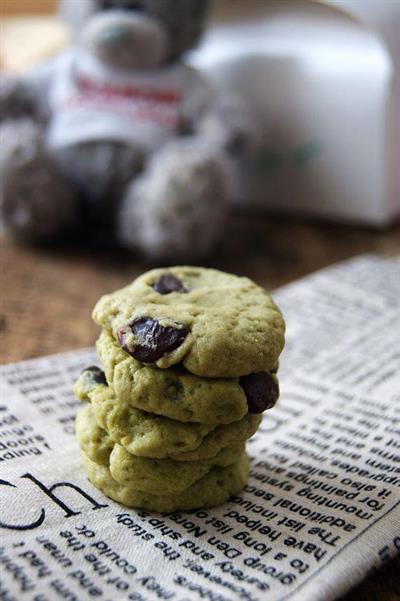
(1, 254, 399, 601)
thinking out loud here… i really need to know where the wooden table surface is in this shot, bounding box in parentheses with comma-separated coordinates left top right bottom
(1, 215, 399, 600)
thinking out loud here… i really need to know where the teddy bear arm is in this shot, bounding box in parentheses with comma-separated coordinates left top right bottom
(0, 56, 59, 124)
(198, 93, 256, 157)
(0, 75, 40, 123)
(165, 64, 208, 138)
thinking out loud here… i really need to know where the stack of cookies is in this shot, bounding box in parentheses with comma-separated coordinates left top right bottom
(75, 267, 285, 512)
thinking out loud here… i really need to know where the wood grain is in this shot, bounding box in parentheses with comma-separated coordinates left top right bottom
(2, 216, 400, 363)
(1, 216, 399, 599)
(1, 0, 57, 16)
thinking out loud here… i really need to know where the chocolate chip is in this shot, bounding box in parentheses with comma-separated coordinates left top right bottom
(84, 366, 107, 385)
(118, 317, 189, 363)
(239, 372, 279, 413)
(153, 275, 187, 295)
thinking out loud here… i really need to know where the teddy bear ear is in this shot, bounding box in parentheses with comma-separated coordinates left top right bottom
(183, 0, 213, 24)
(58, 0, 98, 32)
(198, 0, 213, 15)
(154, 0, 213, 62)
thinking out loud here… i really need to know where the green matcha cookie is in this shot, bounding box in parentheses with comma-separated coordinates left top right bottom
(77, 406, 244, 495)
(92, 266, 285, 378)
(75, 371, 262, 460)
(172, 413, 260, 462)
(109, 442, 244, 495)
(76, 405, 114, 466)
(96, 330, 257, 423)
(82, 451, 249, 512)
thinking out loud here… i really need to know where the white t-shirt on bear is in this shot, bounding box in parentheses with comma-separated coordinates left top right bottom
(46, 50, 214, 152)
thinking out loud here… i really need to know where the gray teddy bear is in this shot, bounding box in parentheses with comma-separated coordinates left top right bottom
(0, 0, 251, 260)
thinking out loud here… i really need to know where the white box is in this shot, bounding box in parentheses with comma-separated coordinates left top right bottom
(191, 0, 400, 226)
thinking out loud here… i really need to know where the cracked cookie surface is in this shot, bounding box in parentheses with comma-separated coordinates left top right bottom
(77, 405, 244, 495)
(92, 266, 285, 378)
(74, 371, 262, 460)
(82, 450, 249, 512)
(95, 330, 270, 423)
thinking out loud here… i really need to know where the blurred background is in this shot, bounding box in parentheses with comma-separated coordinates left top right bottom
(2, 1, 400, 225)
(1, 0, 399, 360)
(0, 3, 399, 597)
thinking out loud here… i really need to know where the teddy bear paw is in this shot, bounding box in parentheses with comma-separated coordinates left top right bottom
(117, 138, 230, 261)
(0, 120, 76, 241)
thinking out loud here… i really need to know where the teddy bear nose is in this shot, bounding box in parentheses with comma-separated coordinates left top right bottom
(99, 26, 132, 49)
(84, 12, 168, 69)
